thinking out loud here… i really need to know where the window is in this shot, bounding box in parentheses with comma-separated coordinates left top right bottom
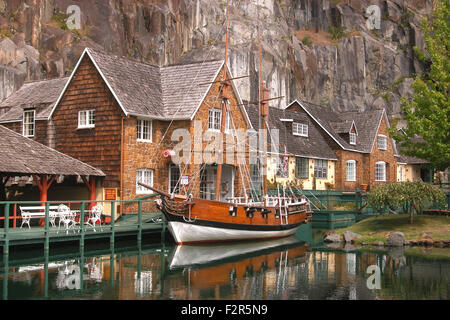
(398, 165, 404, 182)
(78, 110, 95, 128)
(23, 110, 35, 137)
(225, 111, 232, 133)
(295, 157, 309, 179)
(314, 159, 327, 179)
(378, 135, 387, 150)
(137, 119, 152, 142)
(375, 161, 386, 181)
(346, 160, 356, 181)
(292, 122, 308, 137)
(208, 108, 222, 131)
(349, 132, 356, 145)
(136, 169, 154, 194)
(276, 157, 289, 178)
(169, 164, 180, 194)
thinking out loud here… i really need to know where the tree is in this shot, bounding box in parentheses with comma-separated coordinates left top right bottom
(390, 0, 450, 172)
(368, 181, 446, 224)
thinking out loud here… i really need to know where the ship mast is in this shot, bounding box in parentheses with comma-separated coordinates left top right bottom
(257, 0, 269, 200)
(214, 0, 231, 201)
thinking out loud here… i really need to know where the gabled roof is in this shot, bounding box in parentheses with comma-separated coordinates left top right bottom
(244, 103, 338, 161)
(47, 48, 251, 125)
(286, 100, 396, 154)
(0, 125, 105, 177)
(0, 77, 69, 123)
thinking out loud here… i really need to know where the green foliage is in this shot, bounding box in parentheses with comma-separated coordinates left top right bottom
(368, 181, 447, 223)
(329, 25, 347, 40)
(390, 0, 450, 171)
(52, 12, 70, 30)
(301, 36, 313, 47)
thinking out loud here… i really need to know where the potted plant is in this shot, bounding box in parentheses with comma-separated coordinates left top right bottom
(360, 181, 368, 192)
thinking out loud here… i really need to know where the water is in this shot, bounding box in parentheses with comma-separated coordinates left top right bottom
(1, 224, 449, 300)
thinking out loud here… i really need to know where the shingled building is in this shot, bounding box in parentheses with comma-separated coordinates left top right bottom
(1, 48, 253, 213)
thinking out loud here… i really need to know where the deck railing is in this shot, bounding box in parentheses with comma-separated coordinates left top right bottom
(0, 198, 164, 255)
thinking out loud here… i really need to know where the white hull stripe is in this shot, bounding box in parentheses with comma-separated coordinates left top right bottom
(168, 221, 301, 244)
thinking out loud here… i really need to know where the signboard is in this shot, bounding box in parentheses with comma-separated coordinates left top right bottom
(180, 175, 190, 186)
(104, 188, 117, 201)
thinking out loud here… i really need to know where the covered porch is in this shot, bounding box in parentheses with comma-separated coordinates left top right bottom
(0, 125, 105, 226)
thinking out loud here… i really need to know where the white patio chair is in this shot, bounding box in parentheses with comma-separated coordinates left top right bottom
(57, 204, 76, 234)
(87, 204, 103, 232)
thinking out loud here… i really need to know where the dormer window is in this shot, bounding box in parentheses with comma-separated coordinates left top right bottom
(349, 132, 356, 145)
(378, 134, 387, 150)
(23, 110, 35, 137)
(78, 110, 95, 129)
(293, 122, 308, 137)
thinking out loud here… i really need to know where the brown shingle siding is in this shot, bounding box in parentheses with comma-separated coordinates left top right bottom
(52, 55, 122, 188)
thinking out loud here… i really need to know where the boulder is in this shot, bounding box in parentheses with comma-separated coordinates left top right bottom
(386, 231, 405, 247)
(342, 231, 362, 243)
(433, 240, 444, 248)
(373, 241, 384, 246)
(324, 232, 341, 243)
(420, 232, 432, 239)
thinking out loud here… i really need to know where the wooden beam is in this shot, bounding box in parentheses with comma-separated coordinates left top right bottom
(197, 75, 250, 86)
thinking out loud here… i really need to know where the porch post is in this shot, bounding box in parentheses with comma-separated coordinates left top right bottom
(32, 174, 56, 226)
(89, 176, 96, 208)
(81, 176, 96, 209)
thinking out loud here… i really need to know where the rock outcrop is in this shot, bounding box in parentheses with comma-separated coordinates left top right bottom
(0, 0, 433, 121)
(386, 231, 406, 246)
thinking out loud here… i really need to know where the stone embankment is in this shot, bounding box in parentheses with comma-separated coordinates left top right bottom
(324, 230, 450, 248)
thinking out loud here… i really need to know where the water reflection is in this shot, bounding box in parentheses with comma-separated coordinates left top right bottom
(1, 227, 449, 300)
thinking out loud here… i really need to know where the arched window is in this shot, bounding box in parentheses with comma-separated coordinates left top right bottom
(346, 160, 356, 181)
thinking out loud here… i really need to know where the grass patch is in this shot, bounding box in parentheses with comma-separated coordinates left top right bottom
(336, 214, 450, 243)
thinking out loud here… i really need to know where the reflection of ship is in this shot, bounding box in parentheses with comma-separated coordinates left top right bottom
(168, 236, 306, 270)
(163, 236, 308, 298)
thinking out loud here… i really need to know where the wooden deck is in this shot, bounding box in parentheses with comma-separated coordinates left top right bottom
(0, 212, 164, 248)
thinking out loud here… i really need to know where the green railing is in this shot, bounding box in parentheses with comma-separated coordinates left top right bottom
(269, 186, 449, 215)
(0, 198, 165, 255)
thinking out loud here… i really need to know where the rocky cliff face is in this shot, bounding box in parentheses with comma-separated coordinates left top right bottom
(0, 0, 433, 119)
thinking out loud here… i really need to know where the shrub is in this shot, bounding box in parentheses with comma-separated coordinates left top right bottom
(368, 181, 447, 223)
(329, 25, 347, 40)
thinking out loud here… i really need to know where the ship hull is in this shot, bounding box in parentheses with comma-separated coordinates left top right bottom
(167, 218, 303, 245)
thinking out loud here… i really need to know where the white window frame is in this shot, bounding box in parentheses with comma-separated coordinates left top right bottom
(398, 165, 404, 182)
(378, 134, 387, 150)
(137, 119, 153, 142)
(136, 169, 154, 194)
(295, 157, 309, 179)
(349, 132, 356, 145)
(78, 110, 95, 129)
(23, 110, 35, 137)
(346, 160, 356, 182)
(292, 122, 308, 137)
(208, 108, 222, 132)
(314, 159, 327, 179)
(375, 161, 386, 182)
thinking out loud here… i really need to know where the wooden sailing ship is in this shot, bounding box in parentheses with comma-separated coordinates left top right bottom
(139, 0, 313, 245)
